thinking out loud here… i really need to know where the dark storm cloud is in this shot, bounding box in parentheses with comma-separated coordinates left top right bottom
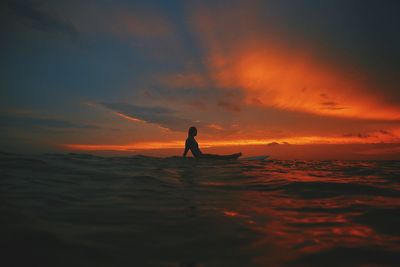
(100, 102, 197, 131)
(2, 0, 78, 38)
(0, 114, 98, 129)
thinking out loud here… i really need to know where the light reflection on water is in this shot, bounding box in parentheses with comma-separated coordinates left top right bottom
(1, 152, 400, 266)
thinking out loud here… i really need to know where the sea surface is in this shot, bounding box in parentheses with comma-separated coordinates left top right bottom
(1, 152, 400, 267)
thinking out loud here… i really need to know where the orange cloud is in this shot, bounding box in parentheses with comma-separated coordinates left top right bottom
(113, 112, 145, 123)
(190, 3, 400, 121)
(209, 46, 400, 120)
(207, 124, 224, 131)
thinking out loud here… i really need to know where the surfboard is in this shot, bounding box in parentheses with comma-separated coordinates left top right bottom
(240, 155, 269, 161)
(198, 153, 242, 160)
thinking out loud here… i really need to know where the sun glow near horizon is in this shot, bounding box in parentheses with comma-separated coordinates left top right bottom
(63, 131, 400, 152)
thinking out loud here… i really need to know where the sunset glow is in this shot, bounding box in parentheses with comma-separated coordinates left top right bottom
(64, 130, 400, 152)
(193, 5, 400, 121)
(1, 0, 399, 159)
(211, 49, 400, 120)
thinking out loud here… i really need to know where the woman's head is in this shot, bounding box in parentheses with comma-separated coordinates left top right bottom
(188, 126, 197, 137)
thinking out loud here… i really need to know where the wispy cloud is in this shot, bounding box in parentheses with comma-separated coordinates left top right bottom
(0, 114, 98, 130)
(3, 0, 78, 38)
(140, 84, 245, 113)
(341, 130, 400, 142)
(100, 102, 197, 132)
(154, 72, 209, 89)
(99, 102, 241, 135)
(217, 100, 241, 112)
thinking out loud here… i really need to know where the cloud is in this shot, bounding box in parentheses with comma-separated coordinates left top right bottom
(267, 142, 280, 146)
(188, 100, 208, 111)
(217, 100, 241, 112)
(188, 1, 400, 120)
(342, 133, 372, 138)
(207, 124, 224, 131)
(0, 114, 98, 130)
(99, 102, 242, 135)
(320, 101, 348, 111)
(140, 84, 245, 112)
(379, 130, 392, 135)
(2, 0, 78, 38)
(110, 8, 171, 39)
(55, 1, 177, 48)
(155, 72, 208, 89)
(100, 102, 197, 132)
(341, 130, 400, 142)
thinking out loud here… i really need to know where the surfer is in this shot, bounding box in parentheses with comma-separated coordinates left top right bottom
(183, 126, 242, 159)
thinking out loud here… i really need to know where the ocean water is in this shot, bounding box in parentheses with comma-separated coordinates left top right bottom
(1, 152, 400, 267)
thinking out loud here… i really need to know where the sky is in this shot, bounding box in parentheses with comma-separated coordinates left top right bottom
(1, 0, 400, 159)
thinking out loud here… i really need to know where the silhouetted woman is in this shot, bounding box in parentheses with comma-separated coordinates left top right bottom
(183, 126, 242, 159)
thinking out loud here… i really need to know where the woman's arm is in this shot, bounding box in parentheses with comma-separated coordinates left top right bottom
(183, 140, 189, 157)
